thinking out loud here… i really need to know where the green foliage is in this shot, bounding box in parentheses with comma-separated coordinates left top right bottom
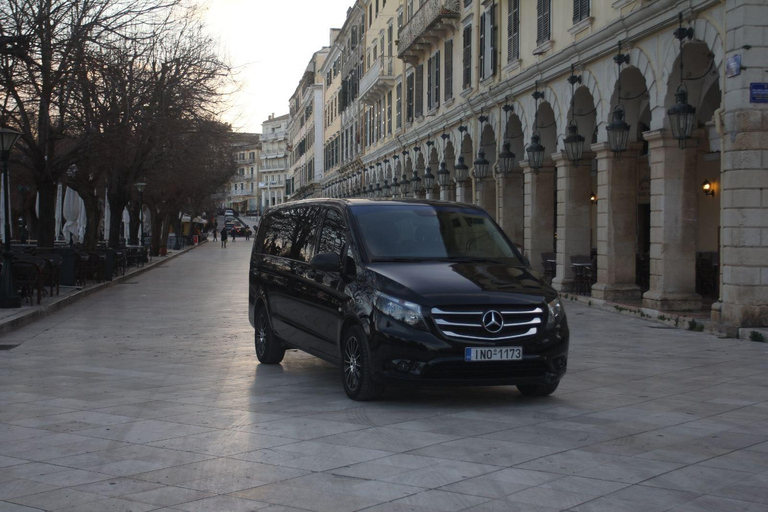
(749, 331, 766, 342)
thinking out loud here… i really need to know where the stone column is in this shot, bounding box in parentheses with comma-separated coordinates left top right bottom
(523, 160, 556, 273)
(475, 178, 496, 215)
(642, 130, 701, 311)
(551, 151, 594, 292)
(591, 142, 642, 301)
(713, 0, 768, 328)
(497, 170, 524, 244)
(455, 181, 472, 203)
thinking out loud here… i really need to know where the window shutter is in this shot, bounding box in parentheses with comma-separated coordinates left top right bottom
(406, 73, 414, 122)
(537, 0, 544, 45)
(479, 12, 485, 80)
(415, 64, 424, 118)
(508, 0, 519, 61)
(490, 5, 497, 75)
(543, 0, 550, 41)
(427, 56, 433, 110)
(435, 50, 440, 108)
(463, 25, 471, 89)
(445, 40, 453, 100)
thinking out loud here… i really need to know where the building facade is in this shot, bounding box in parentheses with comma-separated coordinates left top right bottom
(287, 47, 330, 200)
(228, 135, 260, 213)
(283, 0, 768, 332)
(259, 114, 290, 211)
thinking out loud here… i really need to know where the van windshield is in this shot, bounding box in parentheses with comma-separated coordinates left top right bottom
(350, 204, 524, 264)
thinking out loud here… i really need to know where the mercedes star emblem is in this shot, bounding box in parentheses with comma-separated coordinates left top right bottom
(482, 310, 503, 333)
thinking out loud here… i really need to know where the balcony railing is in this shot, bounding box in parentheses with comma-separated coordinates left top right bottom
(359, 56, 396, 105)
(397, 0, 460, 60)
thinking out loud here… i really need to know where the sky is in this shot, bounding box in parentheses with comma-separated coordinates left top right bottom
(200, 0, 354, 134)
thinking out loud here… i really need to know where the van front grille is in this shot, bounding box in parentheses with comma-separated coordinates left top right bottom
(430, 304, 544, 343)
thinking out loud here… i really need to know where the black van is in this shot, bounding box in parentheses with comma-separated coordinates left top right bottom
(249, 199, 568, 401)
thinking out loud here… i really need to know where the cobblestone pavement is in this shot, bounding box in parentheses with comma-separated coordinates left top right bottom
(1, 240, 767, 512)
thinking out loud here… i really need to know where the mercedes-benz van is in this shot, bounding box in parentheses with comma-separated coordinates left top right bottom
(249, 199, 569, 401)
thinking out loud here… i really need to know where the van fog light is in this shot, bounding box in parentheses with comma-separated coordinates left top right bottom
(391, 359, 425, 375)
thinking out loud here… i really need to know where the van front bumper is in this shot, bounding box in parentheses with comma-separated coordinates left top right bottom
(368, 316, 569, 387)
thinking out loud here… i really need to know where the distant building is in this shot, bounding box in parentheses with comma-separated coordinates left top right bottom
(259, 114, 290, 210)
(228, 134, 260, 213)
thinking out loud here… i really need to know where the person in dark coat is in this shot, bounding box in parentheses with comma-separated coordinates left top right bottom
(220, 227, 227, 248)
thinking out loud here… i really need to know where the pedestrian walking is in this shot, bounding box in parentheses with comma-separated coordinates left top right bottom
(212, 227, 217, 241)
(231, 229, 236, 243)
(220, 227, 227, 248)
(245, 228, 251, 241)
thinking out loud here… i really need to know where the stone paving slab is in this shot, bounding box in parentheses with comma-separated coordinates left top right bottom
(0, 239, 767, 511)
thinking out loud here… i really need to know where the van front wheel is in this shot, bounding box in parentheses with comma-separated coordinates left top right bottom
(341, 326, 384, 401)
(516, 381, 559, 397)
(254, 306, 285, 364)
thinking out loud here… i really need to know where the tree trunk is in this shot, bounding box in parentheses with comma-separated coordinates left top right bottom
(82, 192, 101, 252)
(150, 208, 163, 257)
(35, 180, 57, 248)
(160, 213, 171, 250)
(108, 195, 127, 248)
(128, 202, 139, 246)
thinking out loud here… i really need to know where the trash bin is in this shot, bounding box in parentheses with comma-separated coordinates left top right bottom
(193, 235, 198, 245)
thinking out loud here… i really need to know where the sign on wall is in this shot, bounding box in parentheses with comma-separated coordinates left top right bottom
(750, 83, 768, 103)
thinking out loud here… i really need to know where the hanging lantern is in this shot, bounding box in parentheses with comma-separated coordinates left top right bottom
(497, 140, 516, 177)
(606, 105, 630, 154)
(375, 182, 382, 198)
(382, 179, 391, 198)
(437, 160, 451, 187)
(563, 121, 585, 165)
(400, 171, 410, 195)
(423, 165, 435, 191)
(526, 133, 545, 172)
(668, 85, 696, 149)
(473, 147, 490, 179)
(411, 167, 422, 194)
(607, 42, 631, 154)
(454, 155, 469, 183)
(391, 175, 400, 198)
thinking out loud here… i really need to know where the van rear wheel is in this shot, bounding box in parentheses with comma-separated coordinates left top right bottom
(254, 306, 285, 364)
(341, 326, 384, 401)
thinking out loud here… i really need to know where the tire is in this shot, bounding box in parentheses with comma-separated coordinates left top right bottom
(516, 381, 560, 397)
(254, 305, 285, 364)
(341, 326, 384, 401)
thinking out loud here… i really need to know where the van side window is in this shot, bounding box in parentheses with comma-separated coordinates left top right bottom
(318, 209, 347, 257)
(268, 206, 318, 262)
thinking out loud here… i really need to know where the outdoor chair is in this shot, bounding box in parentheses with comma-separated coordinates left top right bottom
(12, 259, 43, 305)
(540, 252, 556, 284)
(570, 255, 593, 295)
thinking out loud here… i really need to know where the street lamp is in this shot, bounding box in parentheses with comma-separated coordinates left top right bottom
(498, 104, 517, 176)
(564, 66, 585, 165)
(668, 13, 696, 149)
(0, 128, 22, 308)
(607, 41, 631, 154)
(527, 85, 546, 172)
(135, 182, 147, 247)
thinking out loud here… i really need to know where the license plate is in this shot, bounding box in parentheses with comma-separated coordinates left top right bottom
(465, 346, 523, 362)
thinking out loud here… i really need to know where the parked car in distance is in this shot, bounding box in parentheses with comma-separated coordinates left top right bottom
(225, 209, 235, 217)
(248, 199, 569, 401)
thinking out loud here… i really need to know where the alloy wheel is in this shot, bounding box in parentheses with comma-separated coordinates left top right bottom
(344, 336, 362, 391)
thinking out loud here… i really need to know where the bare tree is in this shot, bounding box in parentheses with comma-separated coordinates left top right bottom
(0, 0, 181, 247)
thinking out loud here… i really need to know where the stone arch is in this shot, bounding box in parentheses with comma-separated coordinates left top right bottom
(566, 85, 598, 152)
(444, 140, 456, 177)
(661, 16, 724, 93)
(460, 132, 473, 164)
(605, 45, 659, 132)
(609, 66, 651, 142)
(534, 101, 558, 162)
(578, 69, 604, 132)
(662, 39, 721, 131)
(504, 112, 525, 165)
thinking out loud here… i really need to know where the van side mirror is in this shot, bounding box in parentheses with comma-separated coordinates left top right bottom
(310, 252, 340, 272)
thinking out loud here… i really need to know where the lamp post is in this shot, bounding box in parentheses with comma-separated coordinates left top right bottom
(528, 85, 546, 172)
(668, 13, 696, 149)
(135, 182, 146, 247)
(564, 66, 585, 165)
(607, 41, 631, 154)
(0, 128, 22, 308)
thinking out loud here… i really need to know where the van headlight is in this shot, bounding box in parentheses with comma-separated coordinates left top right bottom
(546, 297, 564, 329)
(375, 292, 427, 330)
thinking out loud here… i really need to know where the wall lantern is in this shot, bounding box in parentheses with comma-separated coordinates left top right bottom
(473, 116, 490, 179)
(564, 66, 585, 165)
(411, 145, 422, 194)
(498, 104, 517, 176)
(590, 191, 598, 205)
(391, 155, 400, 197)
(423, 140, 435, 190)
(454, 155, 469, 183)
(400, 150, 411, 195)
(606, 41, 631, 154)
(668, 13, 696, 149)
(437, 133, 451, 188)
(527, 84, 546, 172)
(702, 180, 714, 197)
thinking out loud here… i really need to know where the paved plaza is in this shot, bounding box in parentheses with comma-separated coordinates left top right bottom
(1, 238, 767, 512)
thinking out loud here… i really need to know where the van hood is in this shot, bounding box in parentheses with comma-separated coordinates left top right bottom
(366, 261, 556, 307)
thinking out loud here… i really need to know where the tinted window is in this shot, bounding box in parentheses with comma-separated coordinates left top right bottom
(350, 204, 523, 264)
(261, 206, 319, 262)
(318, 208, 347, 257)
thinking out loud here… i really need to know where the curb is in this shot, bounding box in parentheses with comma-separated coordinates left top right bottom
(558, 291, 737, 338)
(0, 242, 203, 342)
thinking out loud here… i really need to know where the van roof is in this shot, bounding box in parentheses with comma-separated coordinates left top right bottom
(266, 198, 483, 210)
